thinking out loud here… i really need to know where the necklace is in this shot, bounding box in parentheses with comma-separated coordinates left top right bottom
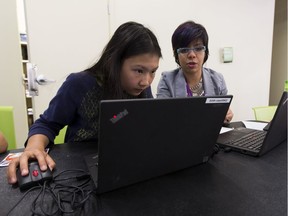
(189, 81, 202, 91)
(187, 78, 204, 96)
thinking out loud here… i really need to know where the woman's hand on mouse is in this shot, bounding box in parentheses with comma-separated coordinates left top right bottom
(7, 134, 56, 184)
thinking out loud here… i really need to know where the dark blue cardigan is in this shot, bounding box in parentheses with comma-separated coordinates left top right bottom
(28, 71, 153, 146)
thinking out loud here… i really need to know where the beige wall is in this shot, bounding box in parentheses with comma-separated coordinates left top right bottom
(9, 0, 278, 133)
(0, 0, 29, 148)
(110, 0, 275, 121)
(270, 0, 287, 105)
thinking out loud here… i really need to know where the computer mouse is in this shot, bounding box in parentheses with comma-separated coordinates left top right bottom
(16, 161, 53, 190)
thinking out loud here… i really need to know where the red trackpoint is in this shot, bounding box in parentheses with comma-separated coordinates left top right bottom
(32, 170, 39, 177)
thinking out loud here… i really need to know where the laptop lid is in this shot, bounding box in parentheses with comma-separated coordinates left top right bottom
(216, 91, 287, 156)
(95, 95, 232, 194)
(259, 91, 287, 155)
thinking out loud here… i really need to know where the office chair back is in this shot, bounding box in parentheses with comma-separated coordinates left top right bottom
(252, 106, 277, 122)
(54, 125, 67, 144)
(0, 106, 16, 150)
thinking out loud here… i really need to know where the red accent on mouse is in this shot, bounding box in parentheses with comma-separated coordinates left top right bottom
(32, 170, 39, 177)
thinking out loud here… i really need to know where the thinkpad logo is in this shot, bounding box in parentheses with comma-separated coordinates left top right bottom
(110, 109, 129, 123)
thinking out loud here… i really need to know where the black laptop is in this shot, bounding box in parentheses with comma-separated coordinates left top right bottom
(85, 95, 232, 194)
(217, 91, 287, 156)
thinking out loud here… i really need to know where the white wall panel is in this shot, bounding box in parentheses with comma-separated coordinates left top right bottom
(109, 0, 275, 121)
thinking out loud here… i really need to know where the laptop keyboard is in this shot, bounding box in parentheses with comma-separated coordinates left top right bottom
(229, 130, 267, 151)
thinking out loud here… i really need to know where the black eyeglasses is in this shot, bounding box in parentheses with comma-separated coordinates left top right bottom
(177, 46, 206, 54)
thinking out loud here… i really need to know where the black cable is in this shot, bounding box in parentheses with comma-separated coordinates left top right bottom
(7, 169, 97, 216)
(7, 185, 42, 216)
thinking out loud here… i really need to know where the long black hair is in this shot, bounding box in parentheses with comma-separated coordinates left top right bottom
(88, 21, 162, 99)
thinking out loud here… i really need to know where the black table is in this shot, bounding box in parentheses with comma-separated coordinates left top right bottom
(0, 141, 286, 216)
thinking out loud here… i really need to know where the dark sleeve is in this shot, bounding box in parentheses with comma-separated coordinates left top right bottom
(27, 72, 94, 146)
(145, 86, 154, 98)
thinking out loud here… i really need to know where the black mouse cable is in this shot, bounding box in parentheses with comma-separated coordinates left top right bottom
(35, 171, 92, 215)
(52, 169, 93, 192)
(28, 179, 90, 215)
(41, 182, 61, 216)
(6, 185, 42, 216)
(30, 182, 74, 215)
(41, 169, 94, 214)
(7, 169, 95, 216)
(30, 181, 60, 216)
(53, 176, 91, 190)
(51, 182, 93, 212)
(51, 169, 93, 200)
(47, 188, 75, 214)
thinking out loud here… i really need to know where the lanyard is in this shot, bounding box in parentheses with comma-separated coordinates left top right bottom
(186, 83, 193, 97)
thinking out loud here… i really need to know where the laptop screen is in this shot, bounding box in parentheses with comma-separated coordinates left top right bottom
(260, 91, 287, 155)
(92, 95, 233, 193)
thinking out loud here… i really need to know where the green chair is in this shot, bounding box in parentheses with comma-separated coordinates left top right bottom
(54, 125, 67, 144)
(0, 106, 16, 150)
(252, 106, 277, 122)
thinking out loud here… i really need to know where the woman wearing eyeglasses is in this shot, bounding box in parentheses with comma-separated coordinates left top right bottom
(156, 20, 233, 122)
